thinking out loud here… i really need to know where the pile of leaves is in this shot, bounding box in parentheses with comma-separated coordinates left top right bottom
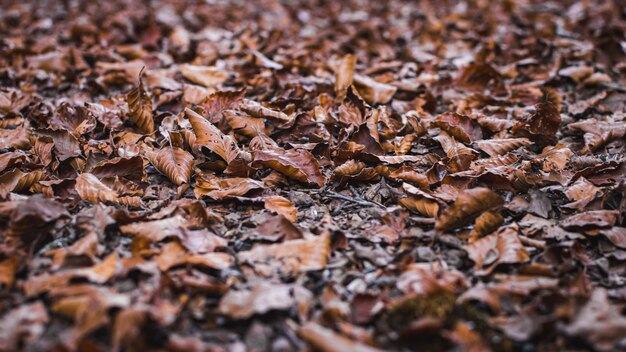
(1, 0, 626, 350)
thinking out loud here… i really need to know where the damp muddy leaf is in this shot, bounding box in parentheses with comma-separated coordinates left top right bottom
(435, 187, 503, 232)
(126, 73, 154, 134)
(264, 195, 297, 222)
(146, 146, 193, 185)
(252, 148, 326, 187)
(464, 228, 529, 275)
(238, 233, 331, 274)
(186, 107, 241, 164)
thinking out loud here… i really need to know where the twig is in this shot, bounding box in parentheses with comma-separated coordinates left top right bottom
(323, 190, 385, 208)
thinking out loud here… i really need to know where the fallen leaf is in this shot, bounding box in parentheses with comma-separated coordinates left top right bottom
(147, 146, 194, 185)
(436, 187, 503, 232)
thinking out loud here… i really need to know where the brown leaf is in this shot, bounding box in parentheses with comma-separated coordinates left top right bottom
(0, 301, 49, 351)
(464, 228, 529, 275)
(456, 62, 506, 95)
(353, 74, 397, 105)
(186, 107, 241, 163)
(513, 101, 561, 145)
(156, 241, 233, 271)
(76, 173, 119, 204)
(180, 64, 228, 88)
(435, 187, 503, 232)
(563, 289, 626, 351)
(432, 112, 483, 143)
(252, 148, 326, 187)
(474, 138, 531, 157)
(194, 173, 265, 200)
(202, 90, 245, 123)
(264, 195, 297, 222)
(298, 322, 384, 352)
(335, 54, 356, 101)
(238, 233, 331, 274)
(126, 73, 154, 134)
(560, 210, 620, 230)
(219, 283, 311, 320)
(433, 131, 479, 172)
(147, 146, 193, 185)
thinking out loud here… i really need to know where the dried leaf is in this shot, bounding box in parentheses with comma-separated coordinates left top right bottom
(147, 146, 194, 185)
(252, 148, 326, 187)
(436, 187, 503, 232)
(126, 73, 154, 134)
(264, 195, 297, 222)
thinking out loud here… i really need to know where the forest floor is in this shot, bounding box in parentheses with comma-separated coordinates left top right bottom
(1, 0, 626, 351)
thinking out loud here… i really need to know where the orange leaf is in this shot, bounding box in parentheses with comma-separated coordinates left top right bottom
(264, 195, 297, 222)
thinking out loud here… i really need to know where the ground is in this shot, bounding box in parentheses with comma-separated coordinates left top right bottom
(0, 0, 626, 351)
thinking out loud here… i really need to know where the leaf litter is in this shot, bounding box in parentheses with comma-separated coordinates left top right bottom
(0, 0, 626, 351)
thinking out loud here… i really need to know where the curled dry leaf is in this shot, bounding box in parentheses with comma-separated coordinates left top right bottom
(240, 99, 292, 123)
(264, 195, 297, 222)
(186, 107, 241, 163)
(238, 233, 331, 274)
(512, 101, 561, 145)
(76, 173, 119, 204)
(147, 146, 193, 185)
(353, 74, 397, 105)
(434, 131, 478, 173)
(464, 228, 529, 275)
(432, 112, 483, 143)
(194, 173, 265, 200)
(474, 138, 531, 157)
(126, 73, 154, 134)
(335, 54, 357, 101)
(436, 187, 503, 232)
(252, 148, 326, 187)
